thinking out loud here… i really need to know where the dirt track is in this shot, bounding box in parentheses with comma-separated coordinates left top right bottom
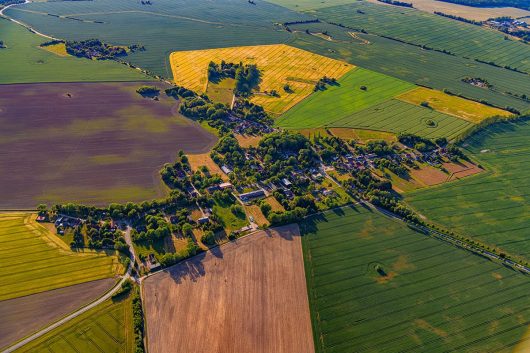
(0, 278, 115, 350)
(143, 225, 315, 353)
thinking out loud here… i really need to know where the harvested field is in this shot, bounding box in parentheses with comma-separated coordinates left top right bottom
(444, 160, 483, 181)
(15, 295, 133, 353)
(244, 204, 269, 227)
(0, 82, 216, 208)
(187, 153, 229, 181)
(397, 87, 512, 123)
(410, 165, 449, 186)
(170, 44, 353, 115)
(264, 196, 285, 212)
(143, 225, 314, 353)
(365, 0, 530, 20)
(0, 213, 120, 301)
(0, 278, 114, 350)
(302, 205, 530, 352)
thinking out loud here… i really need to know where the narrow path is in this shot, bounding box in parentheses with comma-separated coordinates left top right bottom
(1, 1, 60, 41)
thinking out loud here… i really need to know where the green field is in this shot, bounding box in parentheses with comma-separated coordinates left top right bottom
(213, 198, 249, 233)
(312, 1, 530, 74)
(277, 68, 472, 139)
(0, 18, 148, 84)
(277, 68, 414, 125)
(15, 296, 133, 353)
(0, 213, 120, 301)
(288, 22, 530, 114)
(302, 205, 530, 353)
(3, 0, 307, 77)
(406, 119, 530, 260)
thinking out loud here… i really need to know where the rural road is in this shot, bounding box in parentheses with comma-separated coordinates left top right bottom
(0, 0, 60, 41)
(2, 253, 133, 353)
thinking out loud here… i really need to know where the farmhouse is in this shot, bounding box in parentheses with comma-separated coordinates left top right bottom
(239, 189, 266, 203)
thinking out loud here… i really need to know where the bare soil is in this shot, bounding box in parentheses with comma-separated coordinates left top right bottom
(143, 225, 314, 353)
(0, 82, 217, 208)
(0, 278, 115, 350)
(410, 165, 448, 186)
(444, 160, 483, 181)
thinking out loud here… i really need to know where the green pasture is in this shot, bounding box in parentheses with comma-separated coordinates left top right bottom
(277, 68, 414, 126)
(406, 119, 530, 261)
(213, 198, 249, 233)
(15, 296, 133, 353)
(312, 1, 530, 74)
(288, 22, 530, 114)
(0, 214, 120, 301)
(302, 205, 530, 353)
(3, 0, 307, 77)
(0, 18, 148, 84)
(277, 67, 472, 139)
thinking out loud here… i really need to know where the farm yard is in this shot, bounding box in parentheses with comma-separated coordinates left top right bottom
(0, 278, 115, 350)
(302, 206, 530, 353)
(0, 82, 216, 208)
(312, 2, 530, 74)
(288, 23, 530, 114)
(3, 0, 308, 77)
(397, 87, 513, 123)
(14, 296, 134, 353)
(277, 68, 474, 139)
(0, 213, 120, 301)
(406, 120, 530, 261)
(170, 44, 353, 115)
(143, 225, 314, 353)
(0, 18, 148, 84)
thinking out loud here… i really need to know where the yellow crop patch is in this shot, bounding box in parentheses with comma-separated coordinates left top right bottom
(397, 87, 512, 123)
(169, 44, 353, 115)
(40, 43, 69, 57)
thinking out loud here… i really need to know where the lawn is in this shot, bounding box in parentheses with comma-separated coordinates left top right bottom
(213, 197, 249, 233)
(0, 18, 148, 84)
(312, 1, 530, 74)
(328, 128, 397, 144)
(288, 22, 530, 114)
(14, 295, 133, 353)
(0, 82, 217, 208)
(0, 213, 121, 301)
(406, 119, 530, 261)
(301, 205, 530, 353)
(170, 44, 353, 115)
(277, 68, 414, 128)
(3, 0, 307, 77)
(397, 87, 513, 123)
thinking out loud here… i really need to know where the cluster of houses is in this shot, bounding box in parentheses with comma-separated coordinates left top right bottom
(52, 215, 83, 234)
(227, 114, 274, 135)
(485, 18, 529, 39)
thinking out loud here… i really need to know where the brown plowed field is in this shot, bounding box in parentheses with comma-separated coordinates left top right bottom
(143, 225, 314, 353)
(0, 82, 217, 208)
(0, 278, 114, 350)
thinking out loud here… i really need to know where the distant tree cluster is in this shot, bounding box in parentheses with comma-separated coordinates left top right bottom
(235, 64, 260, 96)
(136, 86, 159, 96)
(314, 76, 337, 91)
(434, 11, 482, 25)
(165, 85, 195, 98)
(207, 60, 241, 82)
(132, 287, 146, 353)
(377, 0, 413, 7)
(65, 39, 144, 60)
(0, 0, 25, 5)
(397, 133, 437, 152)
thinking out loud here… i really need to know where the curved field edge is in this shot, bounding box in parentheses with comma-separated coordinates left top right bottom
(0, 278, 115, 351)
(300, 205, 530, 353)
(0, 213, 121, 301)
(404, 118, 530, 261)
(12, 295, 134, 353)
(0, 18, 150, 84)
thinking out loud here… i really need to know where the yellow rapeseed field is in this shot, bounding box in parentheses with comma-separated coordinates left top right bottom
(40, 43, 69, 57)
(169, 44, 353, 115)
(397, 87, 512, 123)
